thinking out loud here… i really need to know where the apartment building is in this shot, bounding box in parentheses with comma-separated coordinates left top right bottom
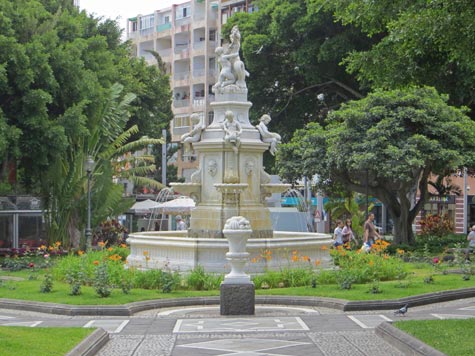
(127, 0, 255, 181)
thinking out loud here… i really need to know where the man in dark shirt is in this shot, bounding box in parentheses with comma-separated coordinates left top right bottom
(364, 213, 381, 246)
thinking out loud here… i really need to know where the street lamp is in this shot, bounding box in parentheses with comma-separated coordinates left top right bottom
(85, 155, 95, 249)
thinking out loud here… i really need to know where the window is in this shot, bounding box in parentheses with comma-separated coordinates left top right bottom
(209, 29, 216, 41)
(176, 5, 191, 19)
(140, 15, 154, 30)
(174, 116, 191, 128)
(164, 16, 170, 24)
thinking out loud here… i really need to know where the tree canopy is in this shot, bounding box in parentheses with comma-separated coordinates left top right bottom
(316, 0, 475, 114)
(277, 87, 475, 244)
(0, 0, 172, 245)
(224, 0, 374, 141)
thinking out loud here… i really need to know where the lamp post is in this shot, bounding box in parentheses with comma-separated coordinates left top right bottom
(85, 155, 95, 250)
(463, 167, 468, 234)
(365, 168, 369, 218)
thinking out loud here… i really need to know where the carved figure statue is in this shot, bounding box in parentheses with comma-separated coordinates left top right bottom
(213, 47, 236, 90)
(181, 113, 203, 153)
(228, 26, 249, 88)
(222, 110, 242, 154)
(212, 26, 249, 93)
(256, 114, 281, 155)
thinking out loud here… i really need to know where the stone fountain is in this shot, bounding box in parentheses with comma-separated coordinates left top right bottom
(126, 26, 332, 273)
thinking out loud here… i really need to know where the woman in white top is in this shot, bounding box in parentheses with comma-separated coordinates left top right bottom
(333, 220, 344, 247)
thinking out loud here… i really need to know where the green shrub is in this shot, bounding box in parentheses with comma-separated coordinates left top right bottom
(94, 263, 111, 298)
(184, 266, 223, 291)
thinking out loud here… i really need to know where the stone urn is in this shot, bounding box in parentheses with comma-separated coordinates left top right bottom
(222, 216, 252, 284)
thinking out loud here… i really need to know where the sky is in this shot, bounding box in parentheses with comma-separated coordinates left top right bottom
(80, 0, 187, 34)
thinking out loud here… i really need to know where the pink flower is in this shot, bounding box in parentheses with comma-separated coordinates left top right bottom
(44, 254, 50, 259)
(433, 257, 439, 264)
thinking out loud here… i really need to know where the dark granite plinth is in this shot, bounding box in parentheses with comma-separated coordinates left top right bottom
(220, 283, 255, 315)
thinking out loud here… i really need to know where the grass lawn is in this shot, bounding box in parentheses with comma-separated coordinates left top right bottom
(1, 266, 474, 305)
(394, 319, 475, 356)
(0, 326, 94, 356)
(1, 263, 475, 356)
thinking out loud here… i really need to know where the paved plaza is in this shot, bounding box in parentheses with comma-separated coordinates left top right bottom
(1, 296, 475, 355)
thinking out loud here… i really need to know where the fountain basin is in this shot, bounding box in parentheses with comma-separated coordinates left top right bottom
(126, 231, 333, 273)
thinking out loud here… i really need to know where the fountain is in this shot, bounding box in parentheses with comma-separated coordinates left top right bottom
(126, 26, 332, 273)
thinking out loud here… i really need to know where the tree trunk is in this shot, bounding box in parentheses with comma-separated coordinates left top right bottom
(392, 212, 415, 245)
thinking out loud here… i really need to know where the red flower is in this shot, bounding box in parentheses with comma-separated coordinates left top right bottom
(28, 262, 34, 268)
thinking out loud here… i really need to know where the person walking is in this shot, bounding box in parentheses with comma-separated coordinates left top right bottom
(333, 220, 344, 247)
(363, 213, 381, 247)
(342, 219, 356, 246)
(466, 225, 475, 260)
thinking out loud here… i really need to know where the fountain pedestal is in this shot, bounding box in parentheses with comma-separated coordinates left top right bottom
(220, 216, 255, 315)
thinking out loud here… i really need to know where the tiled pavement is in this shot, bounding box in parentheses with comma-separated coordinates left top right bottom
(2, 297, 475, 355)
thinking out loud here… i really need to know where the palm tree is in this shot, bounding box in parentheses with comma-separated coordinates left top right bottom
(428, 175, 461, 196)
(43, 83, 164, 248)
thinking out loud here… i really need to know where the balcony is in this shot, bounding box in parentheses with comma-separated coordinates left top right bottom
(174, 44, 190, 55)
(173, 99, 190, 108)
(157, 48, 172, 59)
(173, 71, 190, 81)
(157, 23, 172, 32)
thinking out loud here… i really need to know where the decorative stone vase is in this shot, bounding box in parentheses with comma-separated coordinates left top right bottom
(222, 216, 252, 284)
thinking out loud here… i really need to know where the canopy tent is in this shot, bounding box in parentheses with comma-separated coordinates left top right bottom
(156, 196, 195, 215)
(129, 199, 161, 214)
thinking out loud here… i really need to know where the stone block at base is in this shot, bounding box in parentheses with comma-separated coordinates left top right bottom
(220, 283, 255, 315)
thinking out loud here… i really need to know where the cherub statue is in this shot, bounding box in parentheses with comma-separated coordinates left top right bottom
(212, 47, 236, 91)
(222, 110, 242, 154)
(181, 113, 204, 153)
(256, 114, 281, 155)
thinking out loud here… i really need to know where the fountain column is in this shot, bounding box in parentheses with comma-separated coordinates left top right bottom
(220, 216, 255, 315)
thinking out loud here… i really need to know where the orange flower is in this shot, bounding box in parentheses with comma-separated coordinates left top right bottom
(107, 247, 113, 252)
(55, 241, 61, 247)
(315, 259, 321, 266)
(109, 254, 122, 261)
(120, 244, 127, 248)
(143, 251, 149, 256)
(93, 260, 99, 265)
(321, 245, 328, 251)
(291, 254, 299, 262)
(39, 245, 46, 250)
(77, 250, 84, 256)
(396, 248, 405, 255)
(98, 241, 106, 248)
(368, 260, 374, 267)
(302, 256, 310, 262)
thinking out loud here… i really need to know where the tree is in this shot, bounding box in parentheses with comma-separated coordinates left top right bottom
(0, 0, 171, 245)
(222, 0, 373, 144)
(277, 87, 475, 245)
(316, 0, 475, 115)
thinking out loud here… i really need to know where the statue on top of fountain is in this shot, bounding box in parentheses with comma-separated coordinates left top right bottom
(212, 25, 249, 94)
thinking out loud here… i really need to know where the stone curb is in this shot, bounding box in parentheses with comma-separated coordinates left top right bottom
(1, 287, 475, 316)
(66, 328, 109, 356)
(376, 322, 447, 356)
